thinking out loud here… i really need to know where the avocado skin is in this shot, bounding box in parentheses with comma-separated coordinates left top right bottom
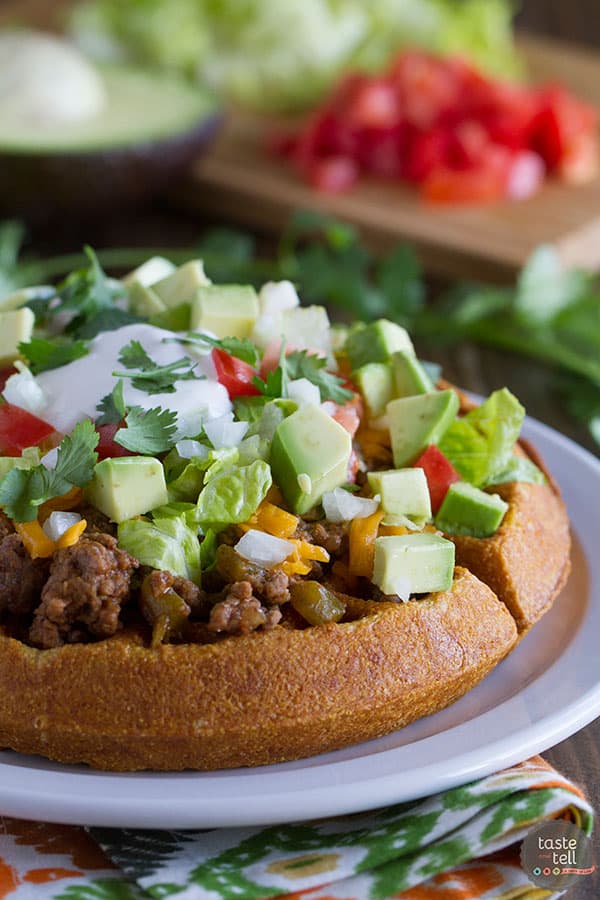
(0, 112, 222, 223)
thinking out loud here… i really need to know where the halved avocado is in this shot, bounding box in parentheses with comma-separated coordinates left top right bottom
(0, 65, 221, 220)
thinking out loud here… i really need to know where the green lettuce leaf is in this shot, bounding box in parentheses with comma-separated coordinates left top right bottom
(485, 456, 546, 487)
(438, 388, 524, 487)
(167, 446, 239, 502)
(196, 459, 272, 528)
(118, 512, 202, 584)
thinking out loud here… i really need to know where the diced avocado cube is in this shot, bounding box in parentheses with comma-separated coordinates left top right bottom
(270, 403, 351, 514)
(190, 284, 259, 339)
(392, 350, 434, 397)
(149, 303, 191, 332)
(123, 256, 175, 288)
(0, 307, 34, 366)
(388, 390, 459, 467)
(86, 456, 169, 523)
(367, 468, 431, 522)
(355, 362, 395, 420)
(345, 320, 414, 371)
(373, 532, 455, 596)
(154, 260, 211, 308)
(128, 281, 167, 317)
(435, 482, 508, 538)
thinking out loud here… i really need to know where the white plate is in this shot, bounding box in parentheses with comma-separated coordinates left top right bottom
(2, 415, 600, 829)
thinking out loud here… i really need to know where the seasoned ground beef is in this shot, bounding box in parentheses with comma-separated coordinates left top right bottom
(79, 503, 118, 538)
(295, 520, 349, 558)
(0, 535, 50, 616)
(0, 511, 14, 541)
(29, 533, 138, 649)
(207, 581, 282, 635)
(213, 545, 291, 606)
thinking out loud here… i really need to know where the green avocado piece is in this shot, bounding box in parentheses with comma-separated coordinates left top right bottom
(392, 350, 434, 397)
(354, 362, 395, 420)
(388, 390, 459, 467)
(0, 307, 34, 366)
(128, 281, 167, 318)
(270, 403, 352, 514)
(154, 260, 211, 308)
(435, 482, 508, 537)
(123, 256, 175, 289)
(367, 468, 431, 523)
(373, 532, 455, 596)
(190, 284, 259, 339)
(86, 456, 168, 523)
(345, 320, 415, 371)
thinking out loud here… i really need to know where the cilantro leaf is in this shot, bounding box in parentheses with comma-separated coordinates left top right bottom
(96, 380, 126, 425)
(114, 339, 203, 395)
(286, 351, 353, 403)
(0, 420, 99, 522)
(72, 307, 142, 340)
(177, 332, 260, 368)
(114, 406, 177, 455)
(252, 343, 289, 399)
(18, 337, 89, 374)
(57, 247, 127, 335)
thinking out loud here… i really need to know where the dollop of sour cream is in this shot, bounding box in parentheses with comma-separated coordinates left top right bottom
(35, 323, 232, 435)
(0, 31, 106, 126)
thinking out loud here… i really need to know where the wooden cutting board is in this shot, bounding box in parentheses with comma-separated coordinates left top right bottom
(183, 36, 600, 281)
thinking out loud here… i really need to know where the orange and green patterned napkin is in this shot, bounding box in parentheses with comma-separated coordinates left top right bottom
(0, 756, 594, 900)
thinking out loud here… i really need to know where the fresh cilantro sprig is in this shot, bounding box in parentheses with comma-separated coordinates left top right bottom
(96, 381, 177, 454)
(286, 350, 353, 403)
(252, 342, 289, 398)
(18, 337, 89, 374)
(175, 332, 260, 368)
(113, 339, 203, 395)
(114, 407, 177, 455)
(0, 420, 99, 522)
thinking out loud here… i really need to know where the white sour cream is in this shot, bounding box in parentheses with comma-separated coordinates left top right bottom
(35, 324, 232, 434)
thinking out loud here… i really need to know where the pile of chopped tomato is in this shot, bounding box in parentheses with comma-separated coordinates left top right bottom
(271, 51, 599, 203)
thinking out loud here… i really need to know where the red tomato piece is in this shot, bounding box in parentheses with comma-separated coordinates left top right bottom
(558, 131, 599, 184)
(346, 78, 399, 129)
(403, 126, 452, 183)
(413, 445, 460, 514)
(390, 52, 465, 129)
(0, 403, 55, 457)
(212, 348, 261, 398)
(308, 155, 359, 193)
(96, 423, 135, 461)
(422, 146, 512, 204)
(532, 86, 598, 171)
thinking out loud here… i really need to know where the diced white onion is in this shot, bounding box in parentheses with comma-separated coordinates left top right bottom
(204, 414, 248, 449)
(287, 377, 320, 406)
(41, 447, 58, 470)
(259, 280, 300, 315)
(322, 487, 380, 523)
(3, 363, 47, 415)
(172, 408, 208, 441)
(297, 473, 312, 494)
(42, 511, 81, 542)
(235, 529, 295, 567)
(389, 576, 412, 603)
(175, 439, 208, 460)
(321, 400, 337, 417)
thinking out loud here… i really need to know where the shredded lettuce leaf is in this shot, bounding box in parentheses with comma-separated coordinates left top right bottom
(118, 511, 202, 584)
(166, 446, 239, 502)
(438, 388, 525, 487)
(196, 459, 272, 528)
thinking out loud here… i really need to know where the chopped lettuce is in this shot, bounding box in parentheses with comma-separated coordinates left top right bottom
(72, 0, 520, 114)
(438, 388, 525, 487)
(166, 446, 239, 501)
(485, 456, 546, 487)
(118, 512, 202, 584)
(196, 459, 272, 528)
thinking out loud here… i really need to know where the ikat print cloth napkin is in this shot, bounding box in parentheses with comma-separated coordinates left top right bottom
(0, 756, 594, 900)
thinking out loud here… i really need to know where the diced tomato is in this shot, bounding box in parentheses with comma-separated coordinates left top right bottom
(413, 445, 460, 514)
(212, 348, 261, 398)
(0, 403, 55, 457)
(389, 52, 465, 129)
(422, 146, 512, 204)
(96, 423, 135, 461)
(346, 78, 399, 129)
(356, 125, 406, 177)
(331, 403, 360, 439)
(403, 126, 452, 182)
(532, 86, 598, 172)
(449, 120, 491, 169)
(558, 131, 599, 184)
(308, 156, 359, 193)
